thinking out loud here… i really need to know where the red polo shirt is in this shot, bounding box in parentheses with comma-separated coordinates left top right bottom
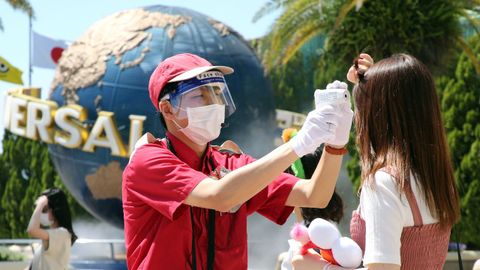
(122, 132, 298, 270)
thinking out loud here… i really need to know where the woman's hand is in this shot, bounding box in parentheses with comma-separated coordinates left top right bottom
(27, 195, 50, 241)
(35, 195, 48, 209)
(291, 253, 360, 270)
(347, 53, 374, 84)
(291, 253, 326, 270)
(291, 253, 352, 270)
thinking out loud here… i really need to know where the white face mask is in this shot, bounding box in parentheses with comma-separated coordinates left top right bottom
(176, 104, 225, 145)
(40, 213, 53, 227)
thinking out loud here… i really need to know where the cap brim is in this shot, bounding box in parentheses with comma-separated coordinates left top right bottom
(168, 65, 234, 83)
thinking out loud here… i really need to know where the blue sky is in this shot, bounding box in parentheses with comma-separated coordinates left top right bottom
(0, 0, 280, 149)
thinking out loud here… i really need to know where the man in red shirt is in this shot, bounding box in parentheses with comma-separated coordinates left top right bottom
(122, 53, 353, 269)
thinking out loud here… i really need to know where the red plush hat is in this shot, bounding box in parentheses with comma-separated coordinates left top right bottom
(148, 53, 234, 111)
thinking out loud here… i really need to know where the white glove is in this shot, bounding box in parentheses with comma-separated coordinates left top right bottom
(323, 81, 353, 147)
(325, 103, 353, 147)
(289, 105, 339, 157)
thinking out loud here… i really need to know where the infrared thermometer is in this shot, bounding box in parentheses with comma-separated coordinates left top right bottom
(314, 89, 349, 106)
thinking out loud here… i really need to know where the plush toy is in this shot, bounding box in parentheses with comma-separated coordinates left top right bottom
(290, 218, 363, 268)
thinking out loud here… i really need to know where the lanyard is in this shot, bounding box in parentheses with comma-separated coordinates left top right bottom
(165, 138, 216, 270)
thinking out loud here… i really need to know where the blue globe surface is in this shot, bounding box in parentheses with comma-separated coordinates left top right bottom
(48, 5, 276, 228)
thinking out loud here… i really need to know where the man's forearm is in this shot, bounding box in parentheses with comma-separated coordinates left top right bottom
(302, 150, 343, 207)
(215, 143, 299, 210)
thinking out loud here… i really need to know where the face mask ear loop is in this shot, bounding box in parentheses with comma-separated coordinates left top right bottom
(171, 106, 189, 130)
(160, 100, 187, 129)
(172, 119, 184, 130)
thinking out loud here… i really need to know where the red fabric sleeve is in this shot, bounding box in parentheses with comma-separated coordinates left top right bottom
(123, 143, 207, 221)
(225, 153, 298, 225)
(245, 172, 298, 225)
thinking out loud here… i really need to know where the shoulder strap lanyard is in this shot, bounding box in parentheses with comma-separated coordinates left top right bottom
(166, 138, 216, 270)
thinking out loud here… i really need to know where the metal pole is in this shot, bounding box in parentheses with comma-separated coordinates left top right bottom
(110, 242, 115, 259)
(28, 15, 32, 87)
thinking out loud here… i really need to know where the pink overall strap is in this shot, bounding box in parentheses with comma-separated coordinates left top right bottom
(379, 168, 424, 226)
(404, 181, 423, 226)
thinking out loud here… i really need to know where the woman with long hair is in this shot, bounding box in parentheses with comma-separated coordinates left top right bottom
(27, 188, 77, 270)
(292, 53, 460, 270)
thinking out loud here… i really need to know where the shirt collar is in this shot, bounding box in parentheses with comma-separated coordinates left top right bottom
(165, 131, 212, 171)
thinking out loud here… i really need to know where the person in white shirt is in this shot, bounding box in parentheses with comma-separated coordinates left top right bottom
(291, 53, 460, 270)
(27, 188, 77, 270)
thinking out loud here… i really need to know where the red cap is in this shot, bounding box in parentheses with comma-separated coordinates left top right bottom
(148, 53, 233, 111)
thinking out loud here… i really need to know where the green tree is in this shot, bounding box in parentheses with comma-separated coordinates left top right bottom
(1, 0, 34, 31)
(0, 168, 25, 237)
(251, 36, 321, 113)
(437, 35, 480, 248)
(256, 0, 480, 191)
(256, 0, 480, 78)
(317, 0, 480, 85)
(0, 131, 90, 238)
(270, 51, 315, 113)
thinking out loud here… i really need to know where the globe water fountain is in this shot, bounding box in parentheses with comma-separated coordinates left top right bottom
(47, 5, 277, 229)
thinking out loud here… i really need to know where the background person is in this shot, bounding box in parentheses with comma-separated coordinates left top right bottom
(122, 53, 353, 270)
(27, 188, 77, 270)
(292, 53, 460, 270)
(278, 128, 345, 270)
(281, 128, 345, 226)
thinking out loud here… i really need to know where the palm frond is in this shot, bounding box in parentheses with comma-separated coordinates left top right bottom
(262, 0, 369, 70)
(265, 0, 326, 68)
(459, 9, 480, 36)
(456, 36, 480, 74)
(272, 0, 321, 35)
(322, 0, 366, 50)
(252, 0, 292, 23)
(333, 0, 362, 32)
(454, 0, 480, 10)
(281, 24, 326, 65)
(5, 0, 34, 17)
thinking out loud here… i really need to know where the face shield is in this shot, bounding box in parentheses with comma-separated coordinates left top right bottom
(162, 71, 236, 120)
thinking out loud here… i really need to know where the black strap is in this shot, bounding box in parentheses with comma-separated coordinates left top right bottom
(206, 154, 216, 270)
(455, 227, 463, 270)
(165, 137, 177, 156)
(190, 207, 197, 270)
(166, 137, 215, 270)
(207, 209, 215, 270)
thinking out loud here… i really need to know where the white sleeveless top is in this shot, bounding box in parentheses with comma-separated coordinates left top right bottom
(31, 227, 71, 270)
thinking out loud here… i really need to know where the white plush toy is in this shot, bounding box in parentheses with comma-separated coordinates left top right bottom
(290, 218, 363, 268)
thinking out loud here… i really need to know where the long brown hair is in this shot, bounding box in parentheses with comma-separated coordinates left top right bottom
(353, 53, 459, 227)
